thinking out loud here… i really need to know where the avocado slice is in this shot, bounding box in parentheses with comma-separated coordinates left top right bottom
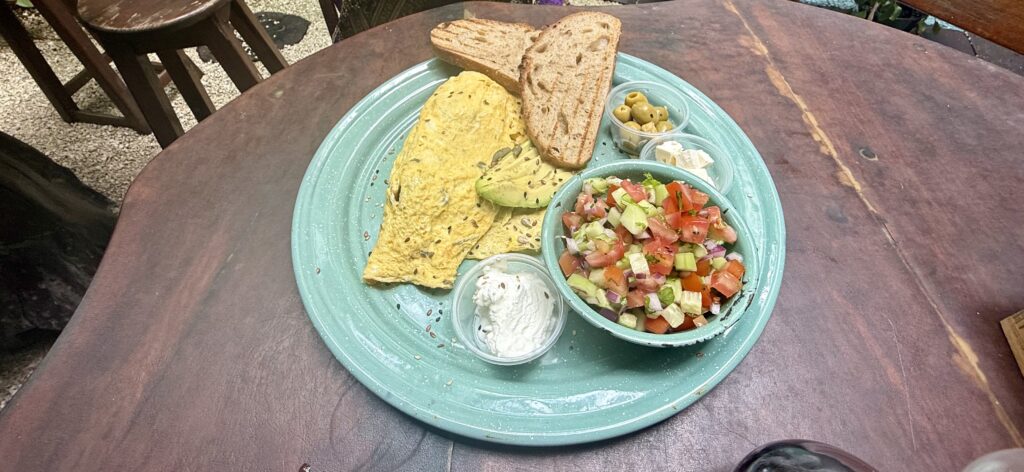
(476, 141, 575, 208)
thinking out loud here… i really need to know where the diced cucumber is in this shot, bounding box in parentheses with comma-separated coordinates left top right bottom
(588, 268, 606, 288)
(659, 304, 686, 328)
(620, 204, 648, 235)
(711, 256, 727, 270)
(628, 252, 650, 276)
(595, 288, 611, 309)
(615, 257, 630, 270)
(658, 286, 675, 306)
(666, 278, 682, 302)
(607, 207, 622, 227)
(654, 184, 668, 205)
(567, 273, 598, 299)
(585, 177, 609, 193)
(627, 244, 642, 255)
(679, 291, 702, 315)
(637, 200, 658, 216)
(674, 252, 697, 272)
(611, 187, 632, 209)
(618, 313, 638, 329)
(583, 221, 605, 239)
(692, 244, 708, 259)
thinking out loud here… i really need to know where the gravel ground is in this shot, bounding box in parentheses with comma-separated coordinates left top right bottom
(0, 0, 615, 411)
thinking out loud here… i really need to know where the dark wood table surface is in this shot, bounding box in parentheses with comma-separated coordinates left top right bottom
(2, 1, 1022, 470)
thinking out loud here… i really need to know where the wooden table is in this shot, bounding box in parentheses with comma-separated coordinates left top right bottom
(1, 1, 1022, 470)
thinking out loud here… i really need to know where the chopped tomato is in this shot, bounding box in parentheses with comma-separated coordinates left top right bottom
(591, 199, 609, 219)
(646, 217, 679, 243)
(558, 250, 580, 277)
(688, 187, 710, 210)
(620, 180, 648, 203)
(696, 258, 712, 276)
(682, 273, 703, 292)
(665, 182, 692, 212)
(574, 193, 593, 215)
(723, 260, 745, 279)
(708, 221, 738, 244)
(613, 225, 634, 245)
(642, 238, 677, 276)
(676, 215, 710, 244)
(585, 239, 625, 268)
(710, 271, 742, 298)
(700, 206, 721, 224)
(604, 266, 627, 296)
(626, 290, 646, 308)
(606, 184, 620, 207)
(645, 316, 670, 334)
(701, 286, 713, 309)
(562, 212, 582, 232)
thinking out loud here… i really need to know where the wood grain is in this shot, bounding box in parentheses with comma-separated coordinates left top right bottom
(900, 0, 1024, 54)
(0, 1, 1021, 471)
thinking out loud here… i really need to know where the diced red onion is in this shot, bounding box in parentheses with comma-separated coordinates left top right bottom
(565, 237, 580, 255)
(710, 302, 721, 315)
(703, 240, 719, 251)
(709, 246, 726, 258)
(606, 290, 622, 304)
(623, 269, 634, 278)
(606, 177, 622, 185)
(635, 272, 648, 280)
(599, 308, 618, 321)
(652, 273, 667, 284)
(580, 259, 590, 271)
(635, 230, 651, 240)
(645, 293, 663, 312)
(726, 253, 743, 262)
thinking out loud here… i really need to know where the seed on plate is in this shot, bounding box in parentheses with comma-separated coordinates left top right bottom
(363, 231, 370, 240)
(446, 379, 453, 386)
(429, 331, 437, 338)
(427, 309, 433, 316)
(435, 317, 440, 322)
(425, 324, 432, 332)
(315, 267, 321, 274)
(397, 304, 401, 310)
(414, 355, 422, 360)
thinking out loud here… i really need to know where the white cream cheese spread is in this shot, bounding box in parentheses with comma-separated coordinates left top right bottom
(473, 266, 556, 358)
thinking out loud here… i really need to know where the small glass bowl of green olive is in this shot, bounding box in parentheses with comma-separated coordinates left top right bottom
(604, 81, 690, 156)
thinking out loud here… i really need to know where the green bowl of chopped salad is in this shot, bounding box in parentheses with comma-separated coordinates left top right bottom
(541, 160, 758, 347)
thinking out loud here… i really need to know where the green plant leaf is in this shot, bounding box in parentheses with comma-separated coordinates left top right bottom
(15, 0, 34, 7)
(888, 4, 902, 20)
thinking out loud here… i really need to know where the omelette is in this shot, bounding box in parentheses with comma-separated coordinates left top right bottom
(467, 207, 545, 259)
(363, 72, 525, 288)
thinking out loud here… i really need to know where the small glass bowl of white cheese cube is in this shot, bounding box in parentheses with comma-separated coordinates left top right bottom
(452, 253, 567, 365)
(639, 133, 735, 195)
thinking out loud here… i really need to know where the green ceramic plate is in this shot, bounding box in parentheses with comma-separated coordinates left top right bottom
(292, 54, 786, 446)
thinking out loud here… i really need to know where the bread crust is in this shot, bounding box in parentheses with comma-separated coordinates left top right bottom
(518, 12, 621, 169)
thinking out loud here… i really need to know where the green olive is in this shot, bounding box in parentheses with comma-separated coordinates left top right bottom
(655, 120, 673, 132)
(653, 106, 669, 122)
(623, 121, 641, 131)
(612, 104, 632, 122)
(624, 91, 648, 107)
(631, 102, 657, 125)
(640, 122, 658, 133)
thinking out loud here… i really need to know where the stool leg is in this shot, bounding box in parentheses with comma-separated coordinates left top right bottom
(33, 0, 149, 133)
(200, 14, 262, 93)
(156, 50, 215, 122)
(0, 2, 78, 122)
(106, 45, 183, 147)
(229, 0, 287, 74)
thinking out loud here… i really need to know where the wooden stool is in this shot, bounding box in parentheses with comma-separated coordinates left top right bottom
(78, 0, 288, 147)
(0, 0, 153, 132)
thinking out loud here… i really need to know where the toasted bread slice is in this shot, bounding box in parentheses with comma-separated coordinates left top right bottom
(431, 19, 539, 94)
(519, 12, 621, 169)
